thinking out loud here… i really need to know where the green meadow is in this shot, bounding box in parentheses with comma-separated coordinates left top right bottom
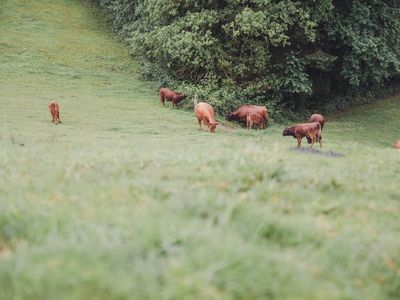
(0, 0, 399, 299)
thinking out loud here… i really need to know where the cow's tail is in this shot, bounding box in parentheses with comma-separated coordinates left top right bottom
(193, 94, 199, 106)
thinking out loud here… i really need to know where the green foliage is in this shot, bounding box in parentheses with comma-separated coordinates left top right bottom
(325, 1, 400, 88)
(95, 0, 400, 114)
(94, 0, 400, 115)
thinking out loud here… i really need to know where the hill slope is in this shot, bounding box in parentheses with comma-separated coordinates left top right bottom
(0, 0, 399, 299)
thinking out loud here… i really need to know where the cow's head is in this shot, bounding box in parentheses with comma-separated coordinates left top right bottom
(282, 127, 294, 137)
(226, 112, 235, 121)
(210, 121, 218, 133)
(178, 93, 187, 100)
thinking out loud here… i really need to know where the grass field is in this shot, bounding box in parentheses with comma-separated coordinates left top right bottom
(0, 0, 399, 299)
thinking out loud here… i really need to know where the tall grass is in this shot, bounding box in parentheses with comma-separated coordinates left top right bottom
(0, 0, 399, 299)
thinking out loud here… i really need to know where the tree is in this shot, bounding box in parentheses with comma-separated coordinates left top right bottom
(95, 0, 400, 117)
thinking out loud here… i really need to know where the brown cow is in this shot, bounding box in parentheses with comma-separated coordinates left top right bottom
(227, 105, 269, 127)
(309, 113, 325, 130)
(394, 140, 400, 149)
(159, 88, 186, 108)
(48, 101, 61, 124)
(195, 102, 218, 133)
(307, 113, 325, 143)
(282, 122, 322, 148)
(246, 112, 265, 129)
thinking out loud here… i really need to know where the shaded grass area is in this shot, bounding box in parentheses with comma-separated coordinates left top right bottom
(328, 98, 400, 147)
(0, 0, 399, 299)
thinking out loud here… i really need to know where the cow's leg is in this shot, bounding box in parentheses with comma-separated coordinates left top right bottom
(310, 135, 315, 148)
(247, 120, 252, 129)
(319, 135, 323, 147)
(198, 119, 202, 129)
(57, 111, 61, 123)
(297, 137, 302, 147)
(160, 96, 165, 106)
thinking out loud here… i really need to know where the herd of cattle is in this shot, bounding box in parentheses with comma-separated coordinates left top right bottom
(48, 87, 400, 149)
(163, 87, 325, 147)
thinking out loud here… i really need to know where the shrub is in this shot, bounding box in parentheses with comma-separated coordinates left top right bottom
(93, 0, 400, 117)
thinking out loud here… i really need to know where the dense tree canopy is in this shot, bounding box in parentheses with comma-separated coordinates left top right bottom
(94, 0, 400, 117)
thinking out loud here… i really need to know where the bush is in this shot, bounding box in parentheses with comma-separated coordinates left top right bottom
(94, 0, 400, 117)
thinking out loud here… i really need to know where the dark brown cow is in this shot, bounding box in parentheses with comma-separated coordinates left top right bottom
(195, 102, 218, 133)
(227, 105, 269, 127)
(282, 122, 322, 148)
(48, 101, 61, 124)
(159, 88, 186, 108)
(394, 140, 400, 149)
(246, 112, 265, 129)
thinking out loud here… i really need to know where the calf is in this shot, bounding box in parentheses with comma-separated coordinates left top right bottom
(394, 140, 400, 149)
(195, 102, 218, 133)
(159, 87, 186, 108)
(227, 105, 268, 127)
(48, 101, 61, 124)
(282, 122, 322, 148)
(246, 112, 265, 129)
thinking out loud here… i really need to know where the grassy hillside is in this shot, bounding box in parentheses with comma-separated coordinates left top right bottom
(0, 0, 399, 299)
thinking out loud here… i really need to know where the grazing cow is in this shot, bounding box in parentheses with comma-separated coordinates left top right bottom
(309, 113, 325, 130)
(48, 101, 61, 124)
(282, 122, 322, 148)
(195, 102, 218, 133)
(307, 113, 325, 143)
(227, 105, 269, 127)
(159, 87, 186, 108)
(246, 112, 265, 129)
(394, 140, 400, 149)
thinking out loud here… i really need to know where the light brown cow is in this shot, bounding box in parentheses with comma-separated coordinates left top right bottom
(246, 112, 265, 129)
(159, 87, 186, 108)
(227, 105, 269, 127)
(195, 102, 218, 133)
(394, 140, 400, 149)
(48, 101, 61, 124)
(282, 122, 322, 148)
